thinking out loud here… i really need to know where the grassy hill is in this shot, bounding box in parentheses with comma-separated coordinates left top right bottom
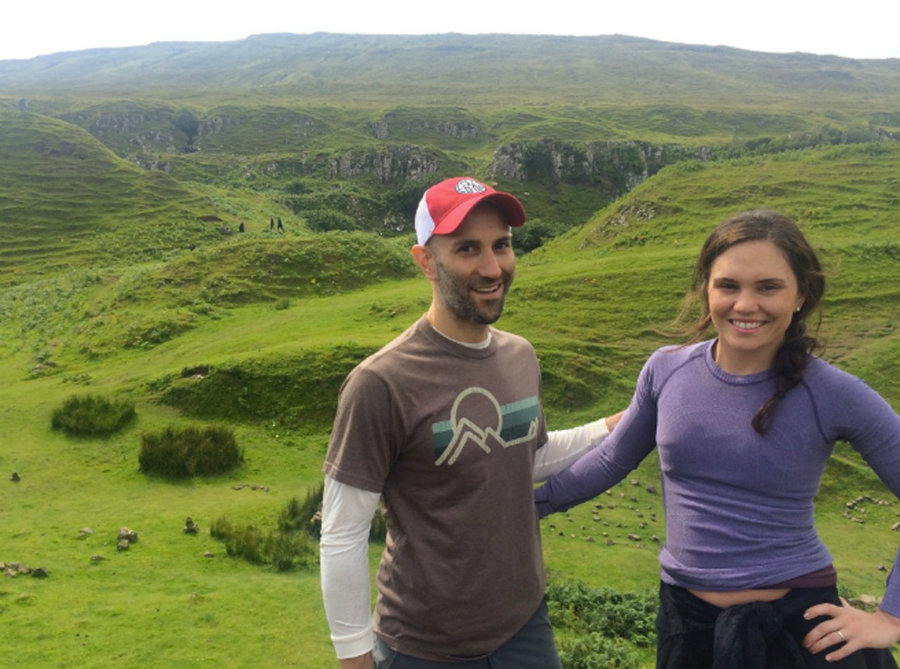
(2, 34, 898, 264)
(2, 34, 898, 110)
(0, 111, 235, 286)
(0, 34, 898, 668)
(1, 140, 898, 668)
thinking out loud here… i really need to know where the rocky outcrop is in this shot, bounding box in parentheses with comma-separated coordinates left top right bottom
(59, 107, 181, 154)
(368, 116, 483, 140)
(488, 140, 711, 190)
(327, 145, 441, 183)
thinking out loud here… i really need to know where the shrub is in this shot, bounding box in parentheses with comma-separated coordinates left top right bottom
(293, 482, 387, 541)
(211, 485, 388, 571)
(138, 425, 242, 478)
(304, 208, 358, 232)
(559, 633, 641, 669)
(546, 578, 657, 669)
(278, 494, 315, 535)
(265, 531, 317, 571)
(211, 496, 319, 571)
(51, 394, 136, 437)
(546, 580, 656, 644)
(172, 108, 199, 146)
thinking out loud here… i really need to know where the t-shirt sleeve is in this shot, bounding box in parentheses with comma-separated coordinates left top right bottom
(323, 366, 398, 494)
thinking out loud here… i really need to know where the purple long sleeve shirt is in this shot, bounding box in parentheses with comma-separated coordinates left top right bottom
(535, 340, 900, 616)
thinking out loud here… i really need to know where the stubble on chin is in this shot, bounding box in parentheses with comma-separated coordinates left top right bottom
(435, 264, 511, 326)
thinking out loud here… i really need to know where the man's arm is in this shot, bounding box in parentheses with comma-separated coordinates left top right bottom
(532, 411, 624, 483)
(320, 475, 381, 668)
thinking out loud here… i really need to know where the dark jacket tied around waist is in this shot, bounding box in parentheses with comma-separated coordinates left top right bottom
(656, 583, 899, 669)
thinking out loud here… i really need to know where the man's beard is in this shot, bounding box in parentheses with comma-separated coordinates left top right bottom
(434, 257, 512, 325)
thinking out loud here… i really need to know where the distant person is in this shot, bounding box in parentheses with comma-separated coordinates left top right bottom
(277, 217, 284, 232)
(320, 176, 623, 669)
(270, 216, 275, 231)
(535, 210, 900, 668)
(239, 222, 245, 232)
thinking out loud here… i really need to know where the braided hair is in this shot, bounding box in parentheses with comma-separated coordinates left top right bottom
(679, 210, 825, 434)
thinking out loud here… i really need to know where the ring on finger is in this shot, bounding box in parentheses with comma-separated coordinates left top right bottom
(835, 629, 847, 643)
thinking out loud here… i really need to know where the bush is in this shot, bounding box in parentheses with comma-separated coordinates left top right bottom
(547, 580, 656, 644)
(546, 578, 657, 669)
(294, 481, 387, 541)
(211, 497, 319, 571)
(138, 425, 242, 478)
(172, 108, 199, 146)
(304, 208, 358, 232)
(210, 485, 388, 572)
(51, 394, 136, 437)
(266, 531, 317, 571)
(513, 217, 567, 254)
(559, 633, 642, 669)
(278, 492, 317, 535)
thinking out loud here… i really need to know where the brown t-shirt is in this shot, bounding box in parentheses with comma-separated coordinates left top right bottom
(323, 316, 549, 661)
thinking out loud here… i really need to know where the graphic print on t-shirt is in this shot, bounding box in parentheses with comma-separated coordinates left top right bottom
(431, 387, 540, 466)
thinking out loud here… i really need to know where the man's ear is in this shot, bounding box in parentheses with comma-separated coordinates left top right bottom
(412, 244, 437, 279)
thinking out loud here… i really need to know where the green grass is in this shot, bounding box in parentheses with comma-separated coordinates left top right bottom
(0, 116, 898, 667)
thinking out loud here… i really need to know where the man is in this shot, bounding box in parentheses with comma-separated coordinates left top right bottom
(321, 176, 621, 669)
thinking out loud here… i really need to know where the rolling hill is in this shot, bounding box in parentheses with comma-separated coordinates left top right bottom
(0, 34, 898, 668)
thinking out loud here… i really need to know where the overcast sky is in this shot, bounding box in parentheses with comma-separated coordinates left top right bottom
(2, 0, 899, 61)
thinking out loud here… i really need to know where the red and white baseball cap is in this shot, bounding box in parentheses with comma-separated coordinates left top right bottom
(414, 177, 526, 245)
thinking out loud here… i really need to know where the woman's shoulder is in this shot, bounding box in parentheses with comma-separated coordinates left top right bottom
(804, 356, 862, 387)
(639, 340, 711, 389)
(647, 339, 709, 368)
(802, 356, 888, 406)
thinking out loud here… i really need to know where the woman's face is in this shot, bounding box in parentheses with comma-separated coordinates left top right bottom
(706, 239, 804, 375)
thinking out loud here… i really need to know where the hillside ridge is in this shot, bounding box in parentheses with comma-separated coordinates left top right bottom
(2, 33, 898, 107)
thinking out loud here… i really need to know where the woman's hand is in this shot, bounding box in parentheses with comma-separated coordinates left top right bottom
(803, 597, 900, 662)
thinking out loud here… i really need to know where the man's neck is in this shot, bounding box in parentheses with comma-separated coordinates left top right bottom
(426, 306, 490, 345)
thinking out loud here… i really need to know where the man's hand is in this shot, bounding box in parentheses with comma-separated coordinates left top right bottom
(803, 597, 900, 662)
(605, 410, 625, 432)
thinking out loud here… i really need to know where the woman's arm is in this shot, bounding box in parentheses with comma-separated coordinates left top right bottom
(534, 403, 656, 517)
(532, 411, 624, 483)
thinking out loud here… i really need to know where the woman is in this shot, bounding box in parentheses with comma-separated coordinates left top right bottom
(534, 210, 900, 668)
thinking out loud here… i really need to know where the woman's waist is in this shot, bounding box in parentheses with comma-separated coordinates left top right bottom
(686, 564, 837, 608)
(688, 587, 789, 608)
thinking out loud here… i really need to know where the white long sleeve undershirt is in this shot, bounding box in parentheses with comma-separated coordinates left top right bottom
(319, 416, 611, 659)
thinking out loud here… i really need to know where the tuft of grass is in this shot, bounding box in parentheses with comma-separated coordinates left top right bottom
(50, 394, 136, 437)
(210, 496, 320, 572)
(138, 425, 243, 478)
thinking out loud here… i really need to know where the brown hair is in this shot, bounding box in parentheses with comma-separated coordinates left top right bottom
(679, 210, 825, 433)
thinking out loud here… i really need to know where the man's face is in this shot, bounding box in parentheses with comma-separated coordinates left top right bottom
(430, 203, 515, 327)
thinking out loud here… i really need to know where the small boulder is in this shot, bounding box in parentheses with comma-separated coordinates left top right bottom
(118, 527, 138, 543)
